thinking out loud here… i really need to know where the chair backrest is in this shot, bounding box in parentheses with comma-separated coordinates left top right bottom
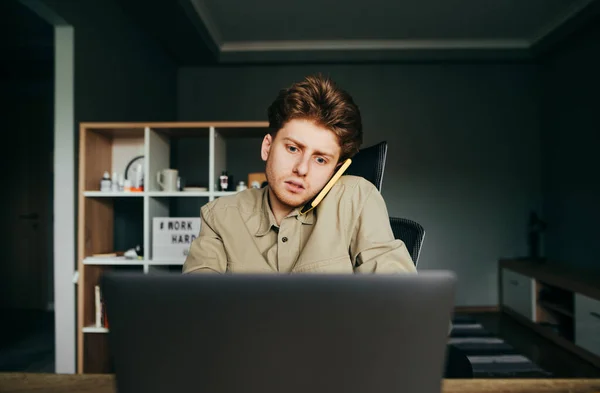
(389, 217, 425, 266)
(344, 142, 425, 265)
(344, 141, 387, 191)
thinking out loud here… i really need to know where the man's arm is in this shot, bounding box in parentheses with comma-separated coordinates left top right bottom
(350, 186, 417, 274)
(182, 205, 227, 274)
(348, 184, 453, 334)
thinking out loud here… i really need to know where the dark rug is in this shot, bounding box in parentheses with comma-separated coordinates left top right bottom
(450, 315, 551, 378)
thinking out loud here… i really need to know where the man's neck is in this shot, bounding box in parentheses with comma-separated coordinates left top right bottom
(267, 188, 294, 226)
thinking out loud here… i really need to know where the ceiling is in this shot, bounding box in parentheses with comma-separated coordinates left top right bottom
(118, 0, 600, 65)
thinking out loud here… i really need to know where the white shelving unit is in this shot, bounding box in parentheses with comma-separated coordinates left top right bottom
(82, 326, 109, 334)
(77, 121, 269, 373)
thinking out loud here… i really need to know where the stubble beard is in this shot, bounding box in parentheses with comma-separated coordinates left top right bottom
(265, 160, 315, 211)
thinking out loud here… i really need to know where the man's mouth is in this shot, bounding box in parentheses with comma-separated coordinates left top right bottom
(284, 180, 305, 192)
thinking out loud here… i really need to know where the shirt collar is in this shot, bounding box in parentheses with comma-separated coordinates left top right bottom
(255, 186, 315, 237)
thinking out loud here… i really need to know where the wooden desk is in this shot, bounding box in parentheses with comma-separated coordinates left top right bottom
(2, 373, 600, 393)
(498, 259, 600, 368)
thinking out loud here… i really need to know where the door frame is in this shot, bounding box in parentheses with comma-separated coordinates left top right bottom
(21, 0, 76, 374)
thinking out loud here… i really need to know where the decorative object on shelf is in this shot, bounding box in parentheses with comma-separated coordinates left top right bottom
(100, 171, 111, 192)
(157, 169, 178, 191)
(236, 181, 248, 191)
(248, 172, 267, 189)
(124, 155, 144, 182)
(152, 217, 201, 261)
(124, 155, 144, 191)
(131, 164, 143, 192)
(124, 244, 143, 259)
(91, 251, 124, 258)
(111, 172, 119, 192)
(219, 170, 229, 191)
(527, 210, 547, 261)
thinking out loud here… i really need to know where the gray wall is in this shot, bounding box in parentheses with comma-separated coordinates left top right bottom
(44, 0, 177, 123)
(42, 0, 179, 260)
(36, 0, 179, 372)
(178, 64, 542, 306)
(540, 17, 600, 273)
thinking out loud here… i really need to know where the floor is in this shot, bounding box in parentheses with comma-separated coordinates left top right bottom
(457, 311, 600, 378)
(0, 309, 55, 373)
(0, 309, 599, 377)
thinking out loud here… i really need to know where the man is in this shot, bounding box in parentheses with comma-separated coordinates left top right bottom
(183, 74, 416, 274)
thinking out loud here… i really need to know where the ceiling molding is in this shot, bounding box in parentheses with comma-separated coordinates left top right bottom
(529, 0, 597, 45)
(218, 39, 531, 63)
(185, 0, 599, 63)
(530, 0, 600, 56)
(219, 47, 533, 64)
(20, 0, 68, 26)
(189, 0, 222, 47)
(220, 39, 530, 52)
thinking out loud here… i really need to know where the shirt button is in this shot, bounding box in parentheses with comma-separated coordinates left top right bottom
(282, 237, 288, 243)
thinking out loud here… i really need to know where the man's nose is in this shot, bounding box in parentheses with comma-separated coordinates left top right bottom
(294, 155, 310, 176)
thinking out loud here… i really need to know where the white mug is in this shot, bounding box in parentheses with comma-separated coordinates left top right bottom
(157, 169, 178, 191)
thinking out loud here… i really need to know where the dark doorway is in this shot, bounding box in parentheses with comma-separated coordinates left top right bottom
(0, 0, 55, 372)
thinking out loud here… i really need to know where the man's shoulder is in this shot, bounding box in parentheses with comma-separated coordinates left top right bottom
(202, 188, 264, 215)
(334, 175, 379, 196)
(320, 175, 380, 209)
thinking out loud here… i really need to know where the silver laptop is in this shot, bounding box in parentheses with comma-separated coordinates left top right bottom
(101, 271, 456, 393)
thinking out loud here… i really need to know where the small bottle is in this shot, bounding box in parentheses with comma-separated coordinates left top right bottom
(111, 172, 119, 192)
(236, 181, 247, 191)
(118, 174, 125, 192)
(100, 171, 111, 192)
(123, 179, 132, 192)
(219, 170, 229, 191)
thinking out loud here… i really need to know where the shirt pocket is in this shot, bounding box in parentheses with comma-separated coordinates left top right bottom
(292, 255, 354, 274)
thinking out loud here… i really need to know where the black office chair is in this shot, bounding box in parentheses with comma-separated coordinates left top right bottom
(389, 217, 425, 266)
(347, 141, 472, 379)
(344, 141, 387, 191)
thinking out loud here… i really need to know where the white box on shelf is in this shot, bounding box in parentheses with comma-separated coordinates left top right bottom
(152, 217, 201, 261)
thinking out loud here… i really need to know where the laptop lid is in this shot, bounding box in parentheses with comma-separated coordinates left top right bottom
(101, 271, 456, 393)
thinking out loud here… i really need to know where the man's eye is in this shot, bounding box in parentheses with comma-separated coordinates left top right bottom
(316, 157, 326, 164)
(288, 146, 298, 153)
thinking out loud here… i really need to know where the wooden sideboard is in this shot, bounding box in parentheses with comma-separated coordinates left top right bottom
(499, 259, 600, 368)
(2, 373, 600, 393)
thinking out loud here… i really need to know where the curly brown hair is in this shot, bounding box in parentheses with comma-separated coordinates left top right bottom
(267, 74, 363, 161)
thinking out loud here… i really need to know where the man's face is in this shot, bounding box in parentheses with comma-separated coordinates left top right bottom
(261, 119, 342, 212)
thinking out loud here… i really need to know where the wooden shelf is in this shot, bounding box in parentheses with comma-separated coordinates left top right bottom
(83, 257, 144, 265)
(499, 259, 600, 301)
(83, 191, 144, 197)
(538, 300, 574, 318)
(83, 191, 235, 197)
(145, 260, 184, 265)
(500, 259, 600, 368)
(146, 191, 211, 197)
(82, 326, 109, 334)
(77, 121, 269, 374)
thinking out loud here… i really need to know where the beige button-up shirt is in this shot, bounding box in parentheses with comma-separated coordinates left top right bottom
(183, 175, 416, 274)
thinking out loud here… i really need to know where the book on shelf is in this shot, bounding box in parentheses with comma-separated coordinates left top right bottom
(94, 285, 109, 329)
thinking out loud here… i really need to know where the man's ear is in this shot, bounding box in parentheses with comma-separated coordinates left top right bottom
(335, 158, 346, 169)
(261, 134, 273, 162)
